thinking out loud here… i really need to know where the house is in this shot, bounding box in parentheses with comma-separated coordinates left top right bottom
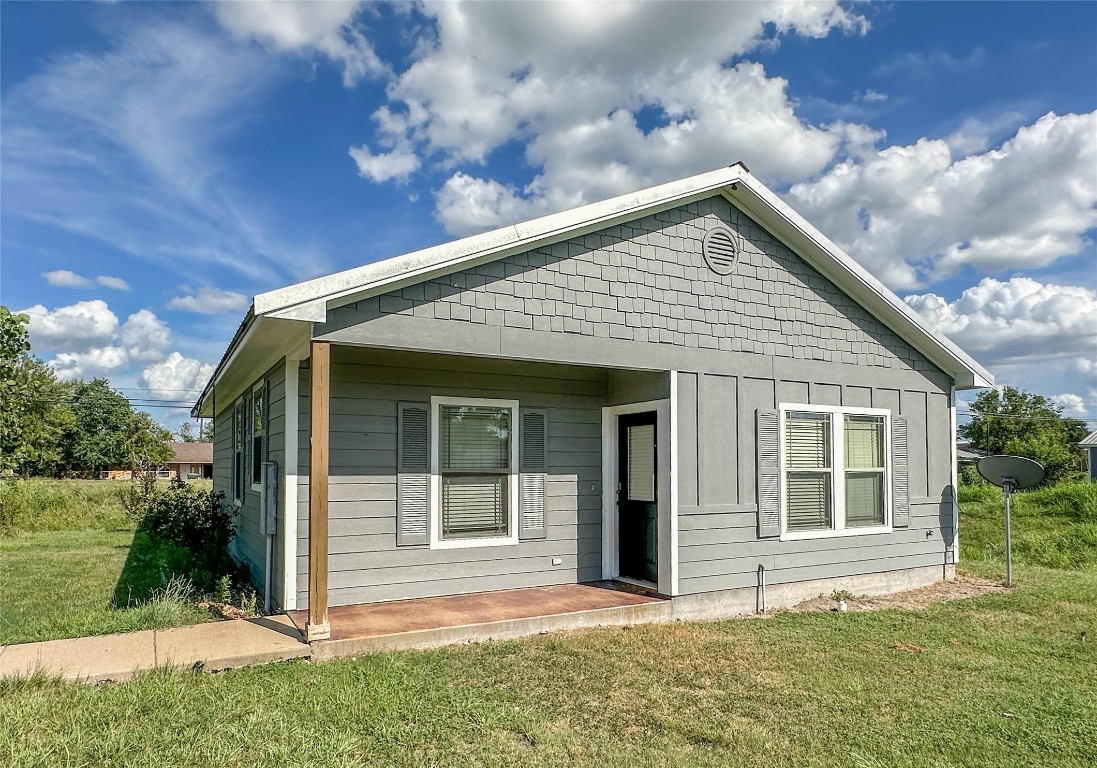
(956, 441, 986, 465)
(99, 442, 213, 480)
(168, 441, 214, 480)
(1080, 430, 1097, 481)
(192, 164, 992, 642)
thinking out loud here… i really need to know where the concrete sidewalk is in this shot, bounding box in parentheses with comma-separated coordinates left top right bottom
(0, 615, 310, 683)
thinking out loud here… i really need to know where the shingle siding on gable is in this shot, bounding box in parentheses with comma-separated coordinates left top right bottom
(329, 195, 939, 376)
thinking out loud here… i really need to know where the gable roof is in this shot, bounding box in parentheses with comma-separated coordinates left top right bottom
(170, 441, 213, 464)
(194, 163, 992, 416)
(1080, 430, 1097, 448)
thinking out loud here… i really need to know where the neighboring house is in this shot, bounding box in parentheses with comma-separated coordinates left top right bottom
(193, 164, 992, 640)
(956, 441, 986, 465)
(168, 441, 214, 480)
(100, 442, 213, 480)
(1080, 430, 1097, 482)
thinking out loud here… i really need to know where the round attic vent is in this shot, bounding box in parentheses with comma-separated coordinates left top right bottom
(701, 226, 741, 275)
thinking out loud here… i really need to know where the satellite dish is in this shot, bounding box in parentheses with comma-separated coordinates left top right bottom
(976, 454, 1045, 588)
(977, 455, 1045, 489)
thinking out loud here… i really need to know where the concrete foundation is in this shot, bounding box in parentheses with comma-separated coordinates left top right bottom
(669, 564, 951, 622)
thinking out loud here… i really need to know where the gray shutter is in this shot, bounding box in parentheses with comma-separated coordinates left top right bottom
(261, 380, 269, 462)
(892, 415, 910, 528)
(397, 402, 430, 546)
(756, 409, 781, 538)
(260, 460, 278, 535)
(519, 408, 547, 540)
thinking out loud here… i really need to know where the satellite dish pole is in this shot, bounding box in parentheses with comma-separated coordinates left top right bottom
(977, 455, 1045, 587)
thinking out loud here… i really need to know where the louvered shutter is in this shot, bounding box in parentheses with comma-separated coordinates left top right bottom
(397, 402, 430, 546)
(891, 416, 910, 528)
(519, 408, 547, 540)
(756, 409, 781, 538)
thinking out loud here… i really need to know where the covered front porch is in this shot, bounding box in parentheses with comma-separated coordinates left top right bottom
(289, 582, 669, 658)
(295, 342, 678, 642)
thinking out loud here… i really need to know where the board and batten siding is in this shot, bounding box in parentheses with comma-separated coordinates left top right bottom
(675, 370, 954, 595)
(211, 358, 287, 605)
(295, 348, 606, 607)
(282, 192, 961, 603)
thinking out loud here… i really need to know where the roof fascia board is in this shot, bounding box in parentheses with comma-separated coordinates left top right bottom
(254, 166, 744, 320)
(723, 177, 993, 389)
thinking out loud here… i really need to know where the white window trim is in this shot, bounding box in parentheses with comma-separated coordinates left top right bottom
(429, 396, 520, 550)
(250, 380, 265, 492)
(232, 398, 246, 504)
(778, 402, 892, 541)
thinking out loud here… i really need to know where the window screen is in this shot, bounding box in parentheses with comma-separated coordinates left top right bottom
(251, 386, 265, 486)
(439, 405, 511, 540)
(845, 415, 885, 527)
(785, 412, 832, 531)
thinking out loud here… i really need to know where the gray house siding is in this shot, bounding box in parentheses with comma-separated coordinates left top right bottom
(318, 194, 942, 381)
(675, 371, 954, 595)
(281, 192, 958, 605)
(296, 348, 607, 607)
(212, 358, 286, 604)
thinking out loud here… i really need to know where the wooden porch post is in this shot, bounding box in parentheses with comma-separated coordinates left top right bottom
(306, 340, 331, 641)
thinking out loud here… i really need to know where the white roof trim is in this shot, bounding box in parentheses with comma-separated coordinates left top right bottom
(254, 166, 743, 317)
(244, 163, 990, 389)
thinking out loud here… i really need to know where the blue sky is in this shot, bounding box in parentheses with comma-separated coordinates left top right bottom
(1, 1, 1095, 428)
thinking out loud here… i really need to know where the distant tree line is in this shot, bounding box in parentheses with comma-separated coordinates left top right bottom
(959, 386, 1090, 485)
(1, 306, 177, 477)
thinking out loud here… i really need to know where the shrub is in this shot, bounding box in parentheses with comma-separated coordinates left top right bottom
(143, 477, 239, 592)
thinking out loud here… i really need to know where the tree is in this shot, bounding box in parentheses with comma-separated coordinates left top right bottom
(175, 420, 212, 443)
(0, 306, 74, 475)
(959, 387, 1089, 484)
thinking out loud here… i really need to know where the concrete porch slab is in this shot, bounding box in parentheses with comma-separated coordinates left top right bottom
(289, 583, 672, 660)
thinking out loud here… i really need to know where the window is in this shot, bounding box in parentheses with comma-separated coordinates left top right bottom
(781, 406, 890, 537)
(233, 399, 246, 502)
(251, 383, 265, 488)
(431, 398, 519, 547)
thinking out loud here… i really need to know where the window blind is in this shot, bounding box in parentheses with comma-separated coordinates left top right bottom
(442, 475, 508, 539)
(440, 406, 510, 470)
(787, 472, 831, 531)
(786, 412, 830, 469)
(627, 423, 656, 502)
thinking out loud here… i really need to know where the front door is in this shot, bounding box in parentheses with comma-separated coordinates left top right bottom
(617, 411, 658, 584)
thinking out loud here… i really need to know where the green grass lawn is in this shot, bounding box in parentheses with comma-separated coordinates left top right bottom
(0, 529, 211, 645)
(1, 562, 1094, 767)
(1, 480, 1095, 766)
(0, 479, 216, 645)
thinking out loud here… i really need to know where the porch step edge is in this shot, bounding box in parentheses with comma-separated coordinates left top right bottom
(309, 600, 674, 660)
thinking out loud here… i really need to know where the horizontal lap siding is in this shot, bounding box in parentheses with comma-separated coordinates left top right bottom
(296, 351, 605, 607)
(677, 369, 954, 596)
(217, 359, 286, 599)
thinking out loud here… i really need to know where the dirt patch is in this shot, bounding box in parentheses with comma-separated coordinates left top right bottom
(784, 573, 1008, 614)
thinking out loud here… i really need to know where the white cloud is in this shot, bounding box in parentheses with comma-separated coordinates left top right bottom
(167, 287, 249, 315)
(348, 144, 420, 183)
(19, 300, 173, 378)
(119, 309, 171, 363)
(858, 89, 888, 103)
(212, 0, 386, 87)
(97, 275, 131, 291)
(905, 277, 1097, 367)
(21, 300, 119, 352)
(50, 346, 130, 380)
(1052, 393, 1088, 417)
(787, 111, 1097, 289)
(140, 352, 214, 401)
(42, 270, 93, 288)
(348, 1, 868, 234)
